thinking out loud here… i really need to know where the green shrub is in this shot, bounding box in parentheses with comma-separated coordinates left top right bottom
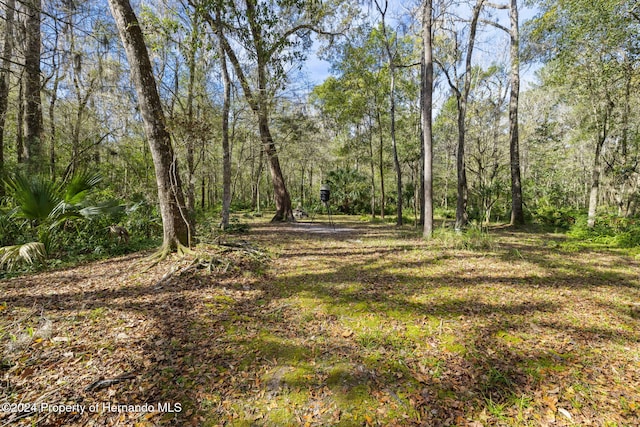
(532, 203, 577, 229)
(567, 214, 640, 248)
(325, 168, 371, 214)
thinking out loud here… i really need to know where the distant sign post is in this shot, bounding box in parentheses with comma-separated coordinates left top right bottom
(319, 184, 334, 229)
(320, 184, 330, 203)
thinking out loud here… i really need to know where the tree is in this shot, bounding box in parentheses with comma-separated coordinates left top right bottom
(214, 4, 233, 229)
(422, 0, 434, 237)
(193, 0, 349, 222)
(107, 0, 190, 252)
(23, 0, 44, 169)
(508, 0, 524, 225)
(374, 0, 404, 225)
(528, 0, 639, 227)
(0, 0, 15, 195)
(311, 32, 383, 219)
(436, 0, 486, 230)
(484, 0, 524, 225)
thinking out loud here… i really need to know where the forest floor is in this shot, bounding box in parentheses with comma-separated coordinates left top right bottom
(1, 217, 639, 426)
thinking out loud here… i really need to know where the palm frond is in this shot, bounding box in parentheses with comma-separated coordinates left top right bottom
(0, 242, 46, 271)
(5, 174, 61, 222)
(79, 200, 125, 218)
(64, 172, 102, 205)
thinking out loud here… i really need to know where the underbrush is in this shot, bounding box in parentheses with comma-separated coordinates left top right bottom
(431, 222, 496, 251)
(566, 214, 640, 251)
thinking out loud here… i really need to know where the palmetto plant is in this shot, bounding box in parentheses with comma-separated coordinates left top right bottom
(0, 172, 122, 270)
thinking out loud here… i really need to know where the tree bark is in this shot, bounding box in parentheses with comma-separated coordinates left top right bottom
(107, 0, 190, 250)
(422, 0, 434, 238)
(368, 119, 376, 217)
(0, 0, 15, 194)
(587, 137, 604, 228)
(587, 122, 607, 228)
(509, 0, 524, 226)
(258, 109, 293, 221)
(23, 0, 43, 170)
(390, 68, 403, 225)
(455, 94, 469, 231)
(216, 9, 232, 229)
(16, 73, 24, 163)
(376, 109, 386, 219)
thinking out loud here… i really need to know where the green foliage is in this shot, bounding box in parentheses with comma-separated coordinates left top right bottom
(568, 214, 640, 248)
(531, 198, 577, 229)
(432, 222, 495, 251)
(325, 168, 371, 214)
(0, 208, 22, 247)
(0, 172, 132, 271)
(6, 174, 59, 223)
(125, 199, 161, 240)
(434, 207, 455, 220)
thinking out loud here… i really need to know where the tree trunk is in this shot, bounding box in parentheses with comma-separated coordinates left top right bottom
(259, 110, 294, 221)
(587, 130, 606, 228)
(375, 0, 402, 225)
(107, 0, 190, 250)
(454, 0, 484, 231)
(390, 68, 403, 225)
(455, 94, 469, 231)
(509, 0, 524, 226)
(217, 10, 232, 229)
(368, 120, 376, 217)
(23, 0, 43, 170)
(184, 23, 198, 235)
(199, 0, 293, 222)
(0, 0, 15, 194)
(48, 70, 60, 180)
(422, 0, 434, 238)
(255, 61, 293, 220)
(16, 73, 24, 163)
(252, 147, 263, 211)
(587, 139, 604, 228)
(377, 110, 385, 219)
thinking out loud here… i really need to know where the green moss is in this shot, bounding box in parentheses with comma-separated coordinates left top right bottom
(252, 332, 310, 363)
(88, 307, 106, 320)
(495, 330, 523, 345)
(440, 333, 467, 355)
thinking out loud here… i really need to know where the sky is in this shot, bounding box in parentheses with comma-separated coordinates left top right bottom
(299, 1, 542, 89)
(299, 0, 416, 86)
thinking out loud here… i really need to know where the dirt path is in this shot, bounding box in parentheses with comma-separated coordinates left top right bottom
(1, 221, 639, 426)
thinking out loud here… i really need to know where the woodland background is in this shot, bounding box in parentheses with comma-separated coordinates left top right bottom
(0, 0, 639, 267)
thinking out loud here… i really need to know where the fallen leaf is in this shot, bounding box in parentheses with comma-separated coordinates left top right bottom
(558, 407, 573, 421)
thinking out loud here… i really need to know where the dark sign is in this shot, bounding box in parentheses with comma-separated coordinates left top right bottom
(320, 184, 330, 203)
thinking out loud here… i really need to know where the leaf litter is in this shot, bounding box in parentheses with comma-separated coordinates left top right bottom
(0, 220, 639, 426)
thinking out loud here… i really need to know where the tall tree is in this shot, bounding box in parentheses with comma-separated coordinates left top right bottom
(485, 0, 525, 225)
(107, 0, 190, 251)
(422, 0, 434, 237)
(374, 1, 403, 225)
(437, 0, 486, 230)
(215, 3, 233, 229)
(508, 0, 524, 225)
(23, 0, 43, 169)
(0, 0, 15, 194)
